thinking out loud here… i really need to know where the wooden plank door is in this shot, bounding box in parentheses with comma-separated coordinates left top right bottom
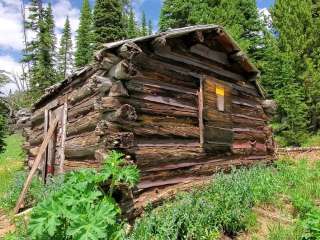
(43, 103, 67, 181)
(201, 76, 233, 153)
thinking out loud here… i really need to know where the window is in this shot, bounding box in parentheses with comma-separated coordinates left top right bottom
(216, 85, 225, 112)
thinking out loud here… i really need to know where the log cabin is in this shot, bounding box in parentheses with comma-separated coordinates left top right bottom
(24, 25, 275, 218)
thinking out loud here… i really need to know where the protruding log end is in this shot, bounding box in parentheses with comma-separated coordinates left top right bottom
(152, 36, 167, 50)
(104, 132, 134, 149)
(118, 42, 142, 59)
(103, 104, 137, 122)
(108, 60, 130, 80)
(109, 80, 129, 97)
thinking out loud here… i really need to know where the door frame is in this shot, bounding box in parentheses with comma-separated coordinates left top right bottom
(42, 102, 67, 181)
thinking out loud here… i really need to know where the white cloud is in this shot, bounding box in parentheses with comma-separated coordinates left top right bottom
(259, 8, 272, 29)
(0, 55, 21, 95)
(0, 55, 21, 73)
(52, 0, 80, 33)
(0, 0, 24, 50)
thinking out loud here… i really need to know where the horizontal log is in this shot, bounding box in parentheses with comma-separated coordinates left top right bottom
(204, 109, 232, 125)
(68, 87, 93, 105)
(132, 52, 202, 80)
(232, 96, 262, 109)
(233, 128, 267, 142)
(29, 133, 43, 146)
(122, 115, 199, 138)
(154, 48, 245, 82)
(66, 130, 99, 142)
(232, 104, 267, 120)
(138, 156, 271, 189)
(131, 69, 198, 89)
(67, 112, 100, 136)
(68, 98, 96, 120)
(204, 141, 232, 153)
(65, 145, 98, 159)
(232, 141, 267, 155)
(125, 79, 197, 96)
(64, 159, 101, 171)
(135, 146, 204, 169)
(98, 97, 198, 118)
(130, 92, 197, 110)
(204, 126, 233, 143)
(232, 114, 266, 128)
(136, 138, 200, 147)
(190, 44, 230, 66)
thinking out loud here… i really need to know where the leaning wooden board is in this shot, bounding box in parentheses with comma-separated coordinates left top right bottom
(14, 118, 59, 214)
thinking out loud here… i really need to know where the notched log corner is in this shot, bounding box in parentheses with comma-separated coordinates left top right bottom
(109, 80, 129, 97)
(95, 120, 120, 136)
(104, 104, 137, 122)
(104, 132, 134, 149)
(96, 76, 112, 94)
(108, 60, 130, 80)
(118, 42, 142, 59)
(100, 53, 121, 71)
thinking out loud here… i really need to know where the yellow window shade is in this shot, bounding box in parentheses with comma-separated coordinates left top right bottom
(216, 86, 225, 96)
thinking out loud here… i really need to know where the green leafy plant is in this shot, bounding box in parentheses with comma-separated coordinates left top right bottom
(28, 150, 140, 240)
(302, 210, 320, 240)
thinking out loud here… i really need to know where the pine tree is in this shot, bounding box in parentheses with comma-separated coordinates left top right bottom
(159, 0, 192, 31)
(159, 0, 264, 54)
(265, 0, 320, 143)
(45, 3, 57, 65)
(75, 0, 94, 68)
(21, 0, 43, 68)
(148, 19, 153, 35)
(141, 11, 147, 36)
(30, 3, 58, 97)
(93, 0, 126, 48)
(126, 7, 138, 38)
(58, 17, 74, 79)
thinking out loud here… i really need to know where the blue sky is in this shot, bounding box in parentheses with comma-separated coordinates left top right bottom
(0, 0, 274, 94)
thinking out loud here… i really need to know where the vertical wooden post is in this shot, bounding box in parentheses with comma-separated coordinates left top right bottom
(59, 102, 67, 173)
(14, 118, 59, 214)
(199, 77, 204, 147)
(42, 109, 48, 181)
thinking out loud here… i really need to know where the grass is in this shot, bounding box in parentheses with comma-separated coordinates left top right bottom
(1, 133, 320, 239)
(0, 134, 25, 198)
(302, 133, 320, 147)
(129, 158, 320, 240)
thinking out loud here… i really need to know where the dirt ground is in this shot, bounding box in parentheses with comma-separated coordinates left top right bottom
(0, 211, 15, 237)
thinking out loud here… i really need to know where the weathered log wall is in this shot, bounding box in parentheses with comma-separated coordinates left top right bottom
(26, 26, 274, 219)
(25, 67, 105, 173)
